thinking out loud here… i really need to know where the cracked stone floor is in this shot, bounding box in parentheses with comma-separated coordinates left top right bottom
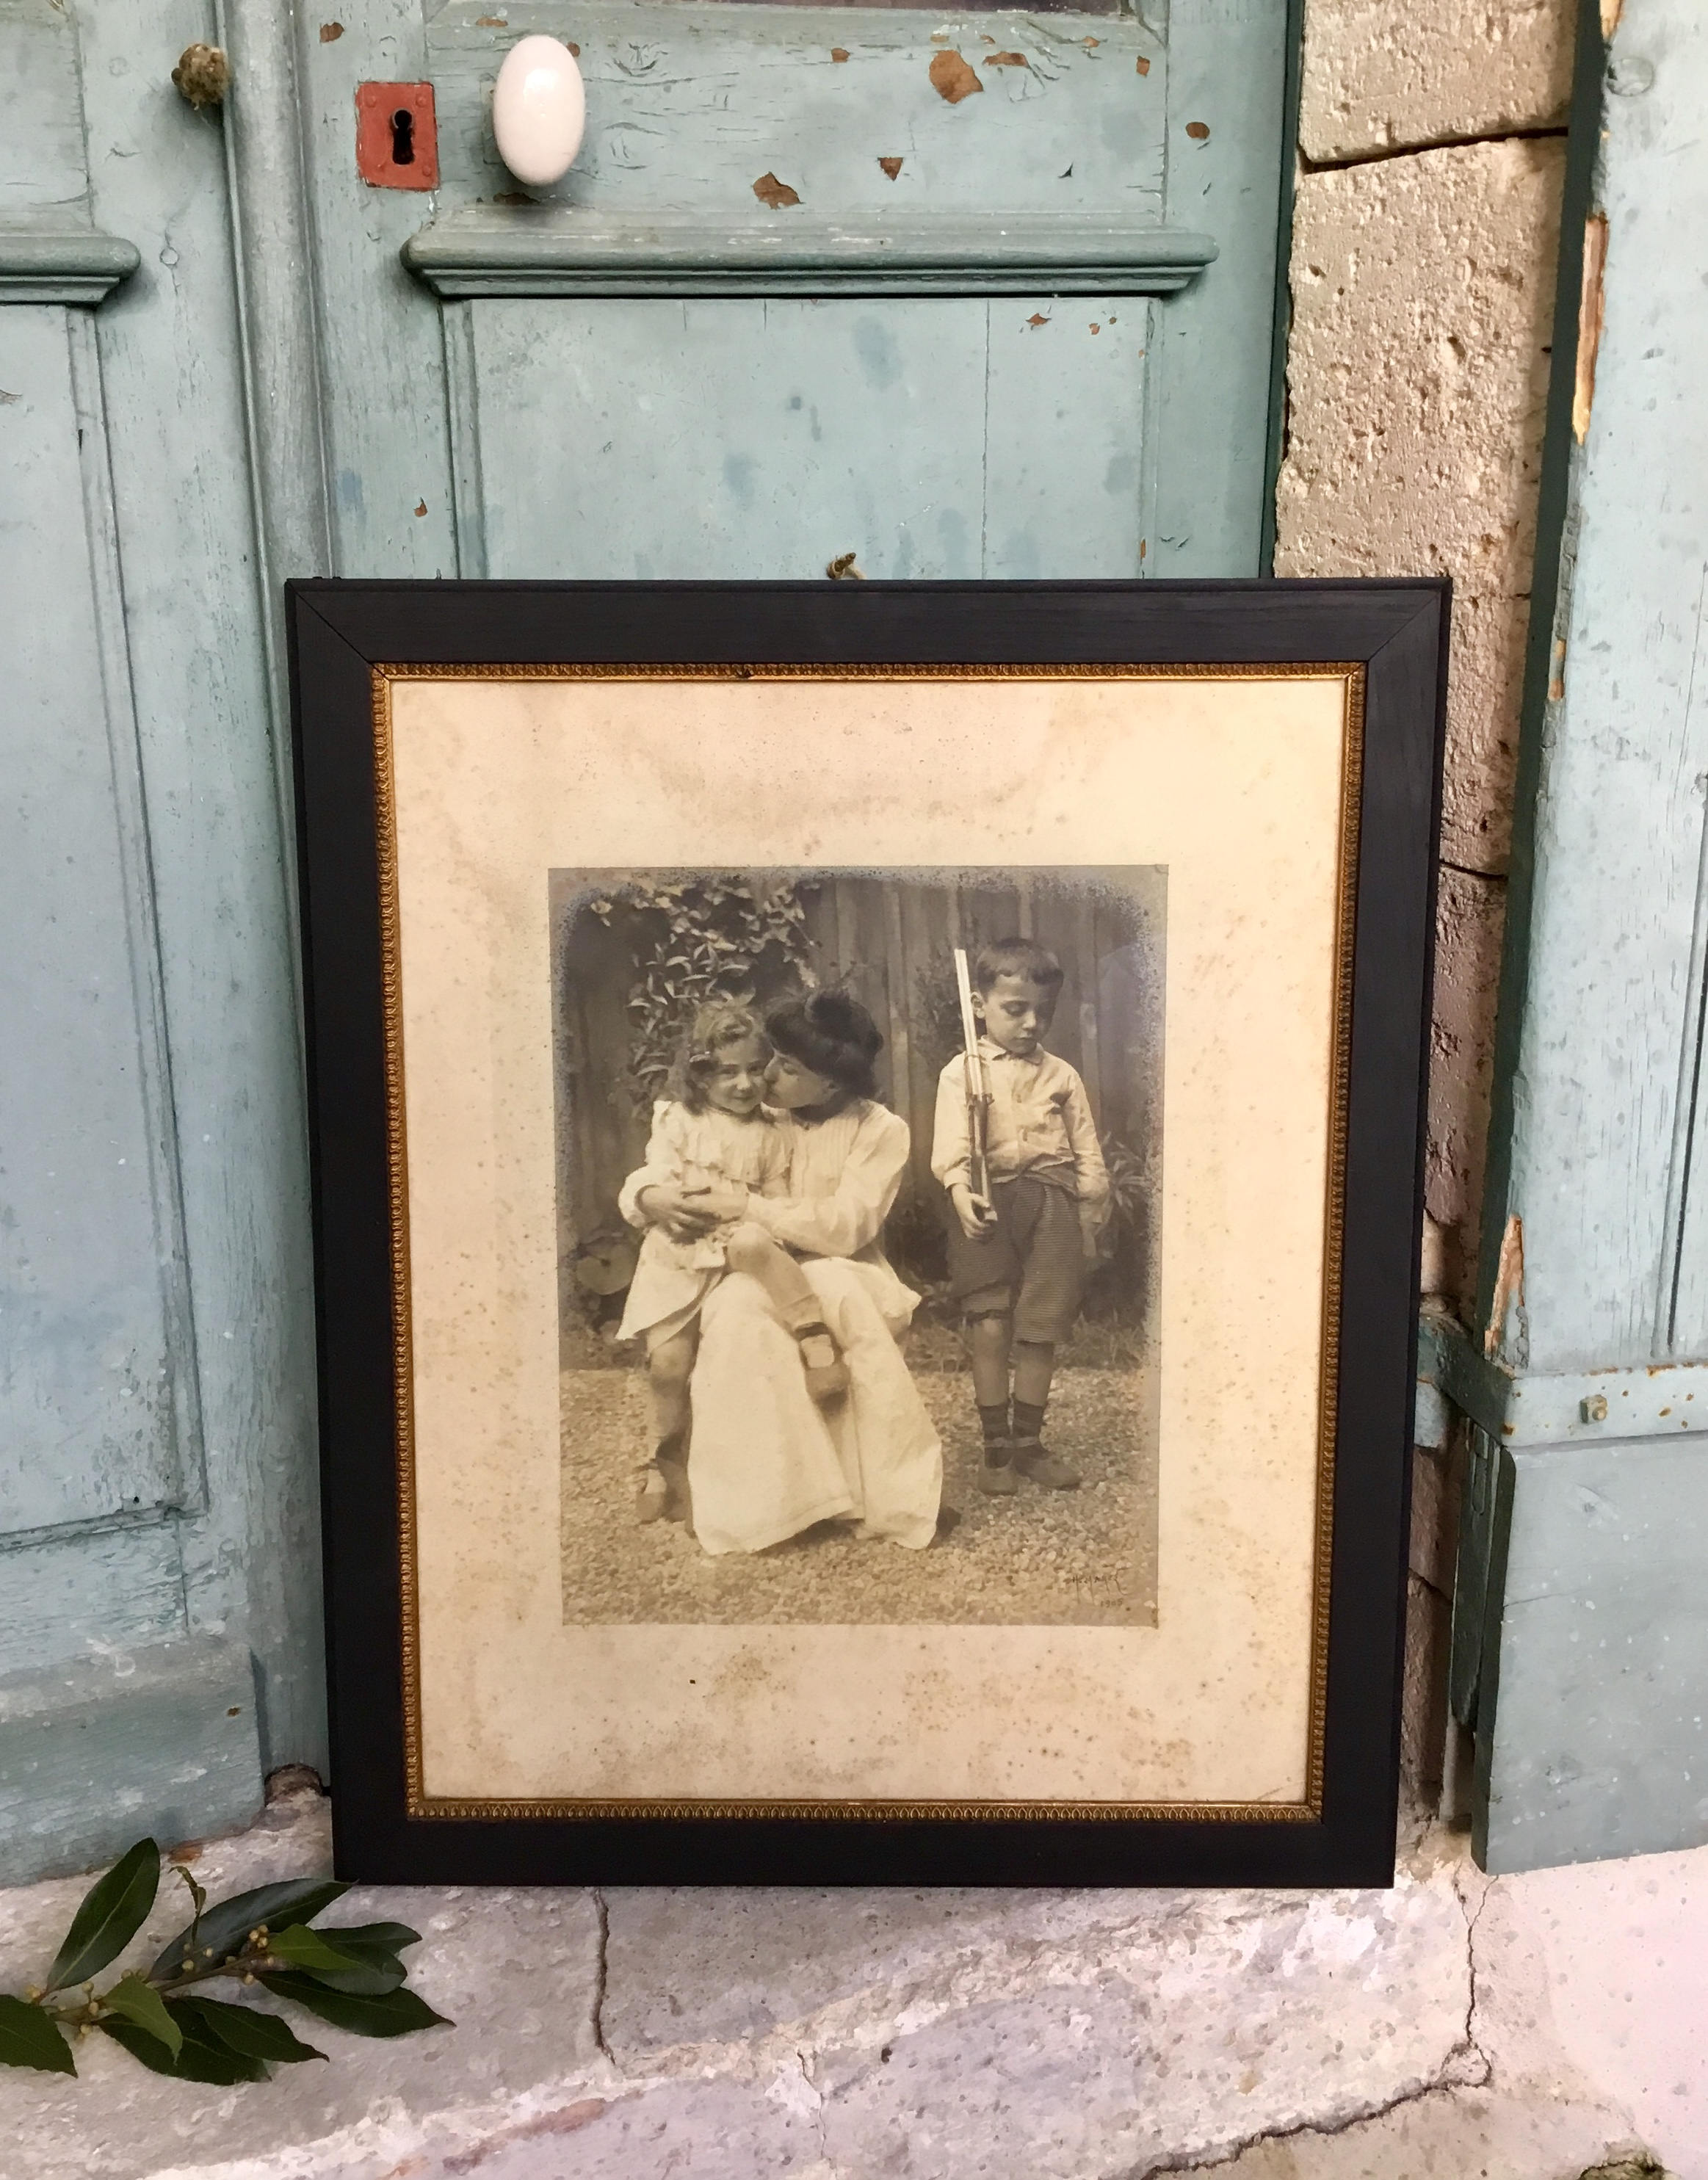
(1, 1783, 1704, 2179)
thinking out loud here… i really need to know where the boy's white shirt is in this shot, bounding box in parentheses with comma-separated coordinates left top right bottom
(930, 1038, 1111, 1219)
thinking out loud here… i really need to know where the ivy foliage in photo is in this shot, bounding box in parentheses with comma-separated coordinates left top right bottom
(0, 1838, 448, 2082)
(586, 874, 818, 1112)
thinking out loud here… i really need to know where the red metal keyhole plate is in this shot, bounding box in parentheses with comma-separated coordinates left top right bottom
(356, 82, 439, 190)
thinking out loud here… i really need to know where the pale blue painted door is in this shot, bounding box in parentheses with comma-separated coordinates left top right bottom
(1429, 0, 1708, 1873)
(294, 0, 1291, 589)
(0, 0, 319, 1880)
(1, 0, 1291, 1879)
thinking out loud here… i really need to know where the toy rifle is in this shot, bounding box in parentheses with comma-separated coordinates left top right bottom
(952, 946, 992, 1202)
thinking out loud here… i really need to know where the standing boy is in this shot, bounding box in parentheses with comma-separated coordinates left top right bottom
(930, 938, 1110, 1493)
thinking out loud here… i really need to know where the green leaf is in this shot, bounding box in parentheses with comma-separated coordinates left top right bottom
(137, 2005, 273, 2093)
(0, 1995, 75, 2075)
(262, 1922, 369, 1976)
(287, 1939, 405, 1996)
(44, 1839, 160, 1993)
(268, 1971, 451, 2038)
(151, 1876, 347, 1981)
(97, 2017, 183, 2076)
(100, 2015, 267, 2084)
(177, 2017, 273, 2084)
(170, 1995, 325, 2065)
(170, 1860, 209, 1949)
(317, 1922, 421, 1954)
(101, 1973, 182, 2058)
(275, 1922, 420, 1996)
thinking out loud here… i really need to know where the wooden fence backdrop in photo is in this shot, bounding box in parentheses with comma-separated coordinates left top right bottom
(553, 870, 1167, 1299)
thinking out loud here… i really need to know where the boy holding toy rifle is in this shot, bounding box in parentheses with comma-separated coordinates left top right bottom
(931, 939, 1110, 1496)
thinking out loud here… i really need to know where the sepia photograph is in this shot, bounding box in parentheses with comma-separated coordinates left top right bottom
(553, 868, 1165, 1626)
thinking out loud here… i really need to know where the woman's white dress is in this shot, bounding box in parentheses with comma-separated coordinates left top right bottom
(687, 1101, 944, 1555)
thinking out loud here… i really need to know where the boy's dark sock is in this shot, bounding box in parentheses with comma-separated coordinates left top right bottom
(977, 1402, 1011, 1461)
(1010, 1399, 1047, 1445)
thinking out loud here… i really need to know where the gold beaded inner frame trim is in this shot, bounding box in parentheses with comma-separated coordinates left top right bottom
(371, 661, 1366, 1824)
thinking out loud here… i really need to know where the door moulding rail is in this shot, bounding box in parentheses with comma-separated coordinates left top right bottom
(402, 207, 1218, 299)
(0, 231, 140, 304)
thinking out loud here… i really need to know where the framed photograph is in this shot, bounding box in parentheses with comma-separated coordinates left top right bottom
(289, 579, 1447, 1887)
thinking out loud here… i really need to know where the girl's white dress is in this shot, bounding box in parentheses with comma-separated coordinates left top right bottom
(615, 1102, 791, 1348)
(685, 1101, 944, 1555)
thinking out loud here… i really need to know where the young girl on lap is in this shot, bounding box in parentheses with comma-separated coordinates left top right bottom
(615, 1002, 849, 1524)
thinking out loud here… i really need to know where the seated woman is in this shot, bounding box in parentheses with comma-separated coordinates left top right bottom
(614, 1001, 852, 1527)
(629, 988, 944, 1556)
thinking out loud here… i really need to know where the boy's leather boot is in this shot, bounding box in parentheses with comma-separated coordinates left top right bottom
(978, 1445, 1019, 1496)
(1011, 1439, 1080, 1490)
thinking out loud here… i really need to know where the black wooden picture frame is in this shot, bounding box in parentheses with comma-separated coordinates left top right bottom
(288, 578, 1447, 1889)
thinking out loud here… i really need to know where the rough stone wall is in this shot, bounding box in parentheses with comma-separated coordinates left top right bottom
(1275, 0, 1577, 1806)
(1298, 0, 1574, 160)
(1278, 0, 1574, 1312)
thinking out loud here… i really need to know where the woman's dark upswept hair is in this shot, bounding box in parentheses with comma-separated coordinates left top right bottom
(764, 988, 884, 1101)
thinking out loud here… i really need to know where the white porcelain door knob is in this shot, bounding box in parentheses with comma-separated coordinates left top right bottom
(492, 35, 585, 187)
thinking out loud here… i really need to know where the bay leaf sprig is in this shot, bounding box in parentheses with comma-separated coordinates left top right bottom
(1, 1837, 449, 2082)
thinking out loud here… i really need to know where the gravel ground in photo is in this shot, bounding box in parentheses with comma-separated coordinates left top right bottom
(560, 1364, 1157, 1626)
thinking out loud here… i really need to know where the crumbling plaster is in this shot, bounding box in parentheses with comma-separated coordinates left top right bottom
(1276, 0, 1576, 1311)
(1, 1782, 1702, 2179)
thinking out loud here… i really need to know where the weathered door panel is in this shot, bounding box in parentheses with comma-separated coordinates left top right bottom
(0, 0, 87, 221)
(0, 1527, 189, 1675)
(1151, 0, 1291, 577)
(75, 0, 325, 1781)
(1450, 0, 1708, 1871)
(300, 0, 1285, 589)
(425, 1, 1168, 220)
(462, 294, 1150, 579)
(0, 0, 318, 1876)
(298, 0, 459, 576)
(1656, 585, 1708, 1354)
(984, 295, 1153, 578)
(0, 303, 195, 1541)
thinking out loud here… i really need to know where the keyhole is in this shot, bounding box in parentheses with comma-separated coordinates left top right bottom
(391, 107, 416, 166)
